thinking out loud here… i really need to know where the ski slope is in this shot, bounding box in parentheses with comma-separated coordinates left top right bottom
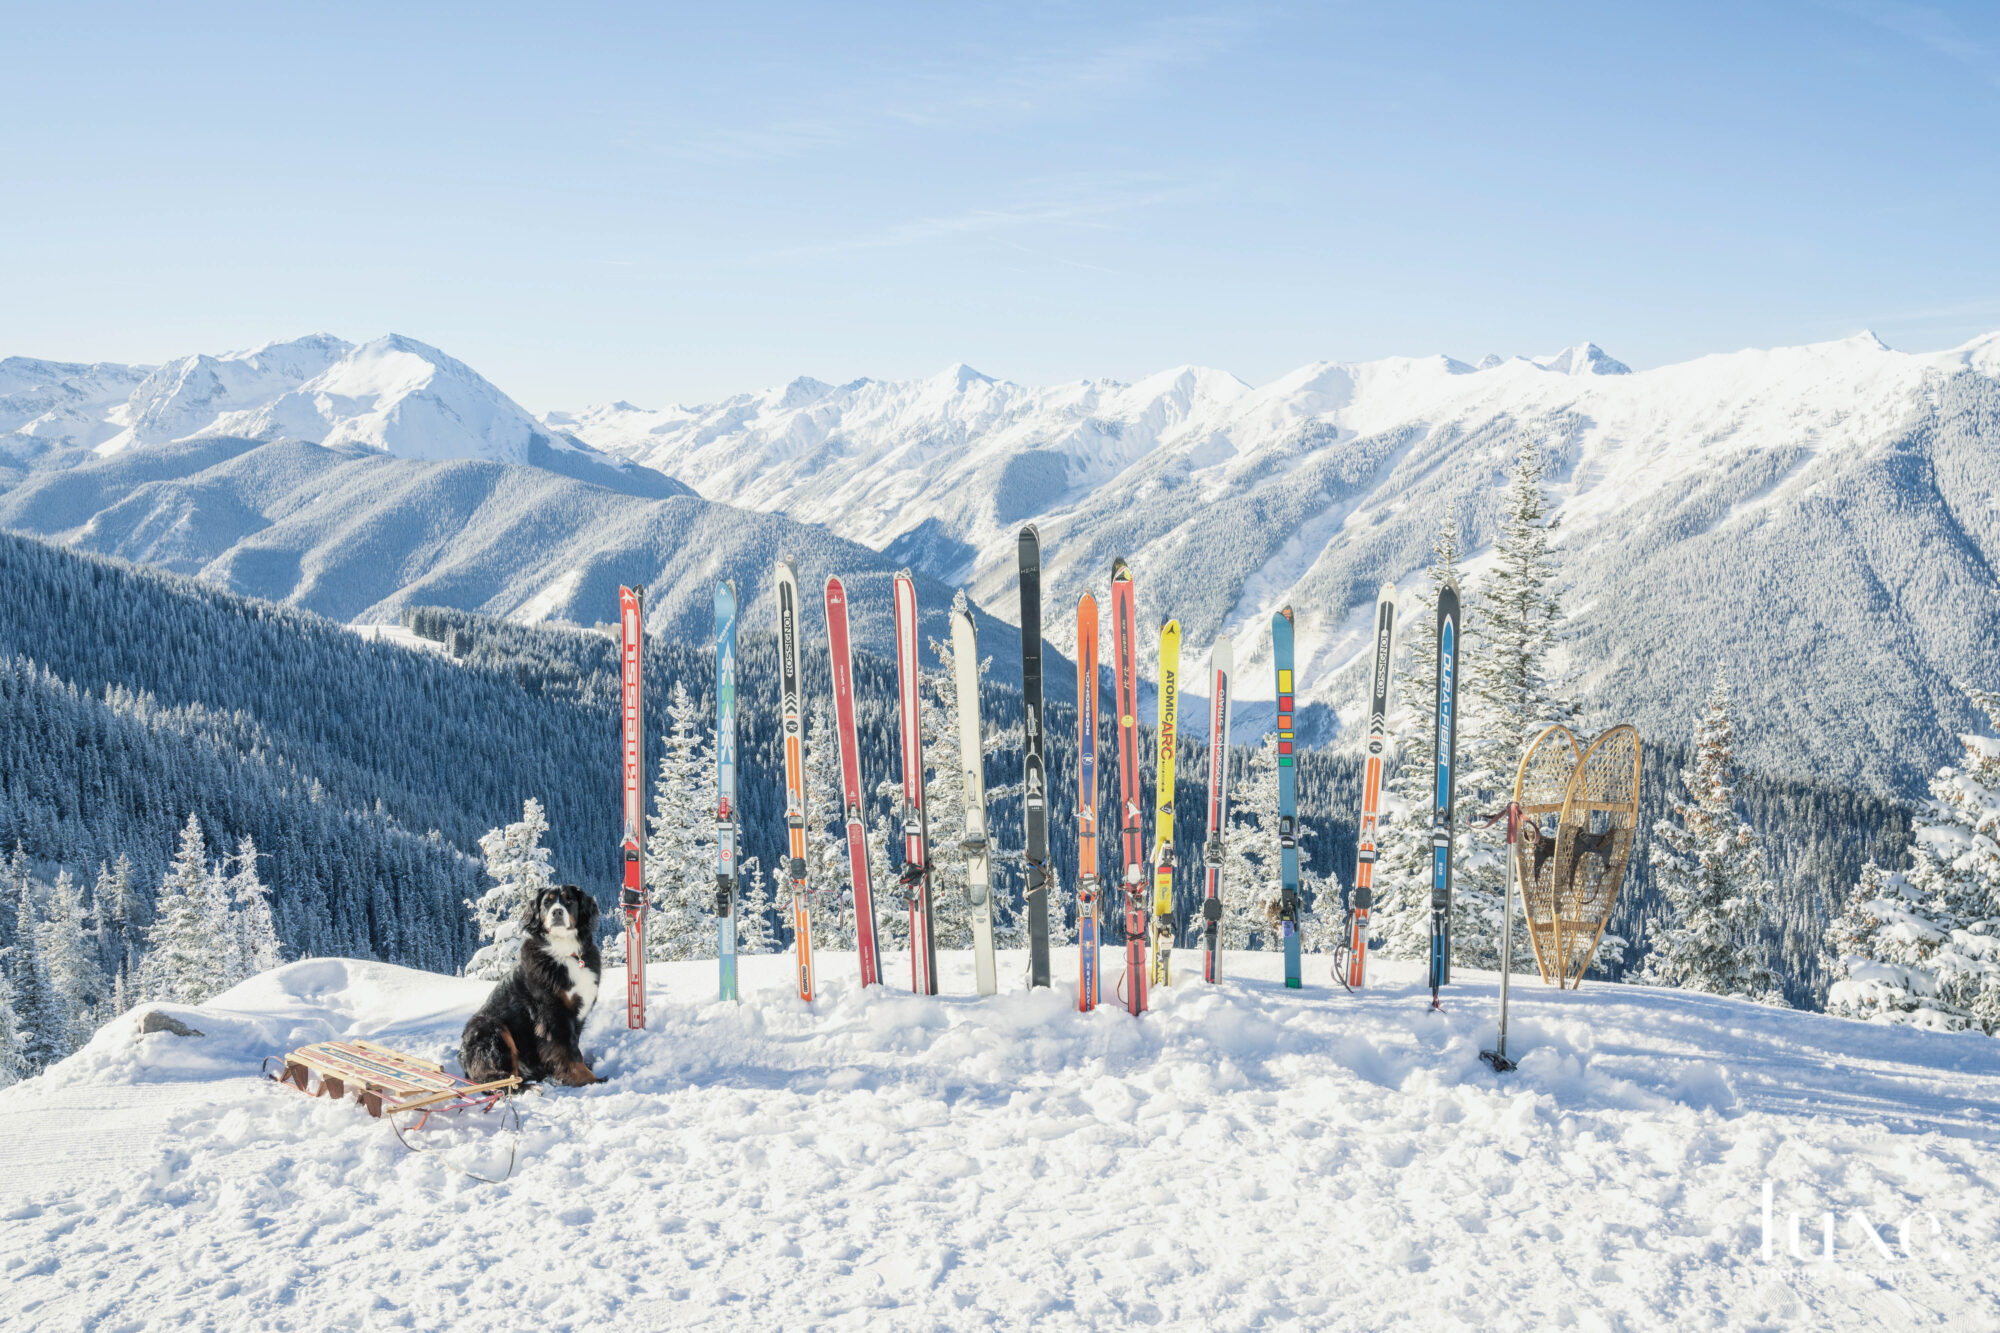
(2, 951, 1996, 1331)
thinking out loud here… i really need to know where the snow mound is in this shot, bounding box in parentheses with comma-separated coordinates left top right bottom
(3, 949, 1996, 1330)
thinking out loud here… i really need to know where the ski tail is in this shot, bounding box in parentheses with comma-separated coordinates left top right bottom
(619, 585, 646, 1028)
(1273, 608, 1302, 990)
(952, 606, 997, 996)
(715, 580, 740, 1003)
(824, 576, 881, 987)
(1076, 592, 1101, 1012)
(1344, 583, 1396, 991)
(1202, 635, 1233, 983)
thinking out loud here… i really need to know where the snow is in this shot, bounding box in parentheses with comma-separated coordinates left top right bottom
(4, 951, 1997, 1330)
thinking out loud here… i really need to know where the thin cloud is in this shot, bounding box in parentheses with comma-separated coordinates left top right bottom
(668, 11, 1250, 163)
(1837, 0, 2000, 91)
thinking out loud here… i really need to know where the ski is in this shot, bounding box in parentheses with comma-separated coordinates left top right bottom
(823, 576, 882, 988)
(1273, 607, 1302, 989)
(1018, 525, 1052, 989)
(775, 558, 815, 1003)
(1110, 558, 1148, 1015)
(1200, 635, 1234, 983)
(1076, 592, 1102, 1011)
(1429, 577, 1463, 1007)
(1342, 584, 1397, 989)
(892, 570, 939, 995)
(715, 580, 740, 1003)
(1148, 619, 1181, 988)
(951, 606, 998, 995)
(618, 584, 646, 1028)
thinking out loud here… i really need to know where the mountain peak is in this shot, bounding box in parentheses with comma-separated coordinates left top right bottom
(1535, 342, 1631, 376)
(932, 363, 995, 391)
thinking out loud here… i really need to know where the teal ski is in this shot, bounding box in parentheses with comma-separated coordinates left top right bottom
(1273, 608, 1302, 989)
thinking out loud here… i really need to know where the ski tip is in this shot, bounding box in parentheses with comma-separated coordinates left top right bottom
(1112, 556, 1131, 581)
(825, 572, 844, 595)
(1378, 581, 1397, 604)
(1277, 605, 1295, 624)
(1019, 522, 1040, 545)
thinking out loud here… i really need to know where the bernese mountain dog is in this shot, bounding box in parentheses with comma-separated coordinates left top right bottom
(461, 883, 605, 1086)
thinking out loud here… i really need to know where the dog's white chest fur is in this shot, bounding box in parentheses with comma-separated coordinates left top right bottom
(542, 928, 598, 1017)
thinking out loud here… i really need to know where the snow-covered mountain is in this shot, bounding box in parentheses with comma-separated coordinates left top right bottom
(0, 437, 1023, 667)
(557, 333, 2000, 794)
(4, 333, 663, 486)
(5, 951, 1995, 1328)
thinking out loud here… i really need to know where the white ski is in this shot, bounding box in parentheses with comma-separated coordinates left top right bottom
(951, 605, 998, 995)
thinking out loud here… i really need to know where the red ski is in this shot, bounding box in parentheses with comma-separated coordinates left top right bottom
(1110, 558, 1148, 1015)
(1076, 592, 1101, 1010)
(824, 575, 882, 987)
(618, 584, 646, 1029)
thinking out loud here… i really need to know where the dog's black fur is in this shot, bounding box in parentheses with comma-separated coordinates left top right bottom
(461, 884, 604, 1086)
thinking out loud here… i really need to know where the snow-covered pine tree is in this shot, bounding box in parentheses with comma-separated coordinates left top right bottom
(1217, 734, 1289, 950)
(1371, 518, 1488, 962)
(0, 972, 21, 1087)
(1639, 671, 1788, 1005)
(612, 680, 717, 966)
(137, 813, 236, 1007)
(39, 869, 109, 1052)
(802, 702, 857, 952)
(867, 595, 1005, 953)
(90, 857, 138, 1010)
(1454, 435, 1576, 971)
(465, 798, 556, 981)
(736, 856, 778, 954)
(1825, 687, 2000, 1032)
(226, 836, 283, 978)
(866, 808, 903, 950)
(9, 857, 67, 1072)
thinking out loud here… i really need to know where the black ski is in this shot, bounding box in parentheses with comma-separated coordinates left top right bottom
(1019, 525, 1052, 988)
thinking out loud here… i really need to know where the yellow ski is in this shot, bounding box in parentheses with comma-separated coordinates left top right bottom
(1149, 619, 1181, 987)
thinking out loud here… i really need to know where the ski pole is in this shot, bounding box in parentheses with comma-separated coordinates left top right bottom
(1479, 801, 1521, 1072)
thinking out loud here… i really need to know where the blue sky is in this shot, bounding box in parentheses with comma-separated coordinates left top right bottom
(5, 2, 1998, 411)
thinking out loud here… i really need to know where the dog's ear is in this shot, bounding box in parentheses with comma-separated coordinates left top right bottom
(571, 885, 598, 933)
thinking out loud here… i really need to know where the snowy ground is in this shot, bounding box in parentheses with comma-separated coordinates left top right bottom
(3, 948, 1997, 1331)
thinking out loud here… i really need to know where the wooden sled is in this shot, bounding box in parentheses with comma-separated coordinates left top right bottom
(266, 1039, 519, 1121)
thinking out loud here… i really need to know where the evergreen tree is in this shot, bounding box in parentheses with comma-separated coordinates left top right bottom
(1458, 436, 1577, 970)
(612, 681, 716, 965)
(137, 813, 236, 1006)
(465, 798, 555, 980)
(90, 858, 138, 1009)
(39, 869, 108, 1051)
(0, 972, 22, 1087)
(1216, 734, 1295, 950)
(736, 856, 778, 954)
(1825, 687, 2000, 1032)
(226, 836, 284, 977)
(802, 703, 857, 952)
(1372, 518, 1489, 962)
(1639, 673, 1788, 1005)
(9, 861, 66, 1072)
